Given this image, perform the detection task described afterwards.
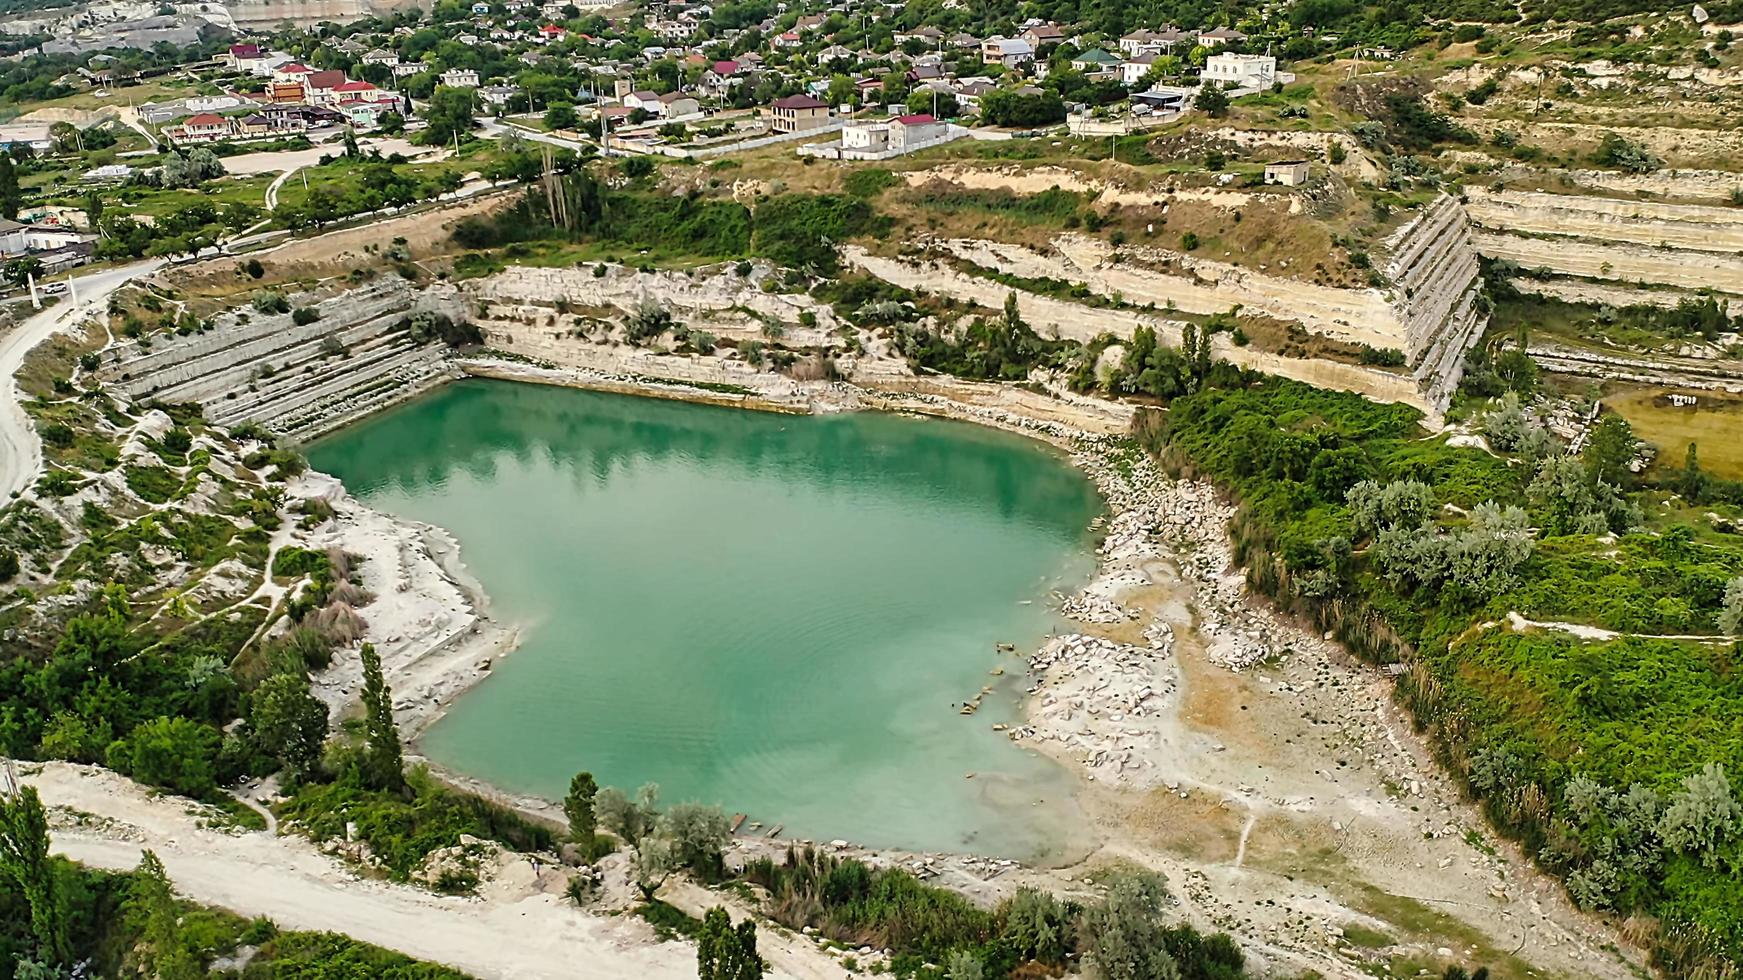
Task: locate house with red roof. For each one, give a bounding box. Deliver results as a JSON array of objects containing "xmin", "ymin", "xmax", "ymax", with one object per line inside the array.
[
  {"xmin": 302, "ymin": 69, "xmax": 348, "ymax": 104},
  {"xmin": 225, "ymin": 43, "xmax": 269, "ymax": 73},
  {"xmin": 271, "ymin": 62, "xmax": 313, "ymax": 85},
  {"xmin": 332, "ymin": 80, "xmax": 396, "ymax": 104},
  {"xmin": 891, "ymin": 112, "xmax": 943, "ymax": 149},
  {"xmin": 169, "ymin": 112, "xmax": 233, "ymax": 143},
  {"xmin": 537, "ymin": 24, "xmax": 567, "ymax": 42}
]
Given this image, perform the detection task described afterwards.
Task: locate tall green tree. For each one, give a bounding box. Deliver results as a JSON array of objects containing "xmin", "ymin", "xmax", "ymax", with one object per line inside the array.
[
  {"xmin": 0, "ymin": 786, "xmax": 70, "ymax": 965},
  {"xmin": 0, "ymin": 155, "xmax": 20, "ymax": 221},
  {"xmin": 564, "ymin": 771, "xmax": 598, "ymax": 840},
  {"xmin": 423, "ymin": 86, "xmax": 478, "ymax": 147},
  {"xmin": 1678, "ymin": 442, "xmax": 1707, "ymax": 503},
  {"xmin": 696, "ymin": 906, "xmax": 764, "ymax": 980},
  {"xmin": 250, "ymin": 673, "xmax": 329, "ymax": 781},
  {"xmin": 359, "ymin": 643, "xmax": 404, "ymax": 792},
  {"xmin": 1583, "ymin": 415, "xmax": 1639, "ymax": 488},
  {"xmin": 126, "ymin": 850, "xmax": 200, "ymax": 979}
]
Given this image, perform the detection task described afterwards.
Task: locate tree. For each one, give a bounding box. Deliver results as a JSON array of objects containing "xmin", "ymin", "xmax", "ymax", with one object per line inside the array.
[
  {"xmin": 112, "ymin": 717, "xmax": 220, "ymax": 797},
  {"xmin": 697, "ymin": 906, "xmax": 765, "ymax": 980},
  {"xmin": 564, "ymin": 771, "xmax": 598, "ymax": 840},
  {"xmin": 0, "ymin": 155, "xmax": 20, "ymax": 221},
  {"xmin": 250, "ymin": 673, "xmax": 329, "ymax": 780},
  {"xmin": 995, "ymin": 887, "xmax": 1069, "ymax": 965},
  {"xmin": 161, "ymin": 148, "xmax": 226, "ymax": 189},
  {"xmin": 1678, "ymin": 442, "xmax": 1707, "ymax": 503},
  {"xmin": 1347, "ymin": 479, "xmax": 1434, "ymax": 537},
  {"xmin": 1658, "ymin": 762, "xmax": 1741, "ymax": 868},
  {"xmin": 1483, "ymin": 391, "xmax": 1527, "ymax": 452},
  {"xmin": 423, "ymin": 86, "xmax": 478, "ymax": 146},
  {"xmin": 978, "ymin": 88, "xmax": 1066, "ymax": 127},
  {"xmin": 1193, "ymin": 82, "xmax": 1229, "ymax": 117},
  {"xmin": 544, "ymin": 102, "xmax": 578, "ymax": 130},
  {"xmin": 376, "ymin": 110, "xmax": 405, "ymax": 135},
  {"xmin": 655, "ymin": 802, "xmax": 731, "ymax": 878},
  {"xmin": 126, "ymin": 850, "xmax": 200, "ymax": 979},
  {"xmin": 1583, "ymin": 415, "xmax": 1638, "ymax": 488},
  {"xmin": 1078, "ymin": 872, "xmax": 1181, "ymax": 980},
  {"xmin": 632, "ymin": 835, "xmax": 677, "ymax": 900},
  {"xmin": 49, "ymin": 121, "xmax": 80, "ymax": 154},
  {"xmin": 598, "ymin": 782, "xmax": 659, "ymax": 844},
  {"xmin": 4, "ymin": 257, "xmax": 43, "ymax": 286},
  {"xmin": 0, "ymin": 786, "xmax": 71, "ymax": 964},
  {"xmin": 359, "ymin": 642, "xmax": 404, "ymax": 792},
  {"xmin": 1720, "ymin": 577, "xmax": 1743, "ymax": 635}
]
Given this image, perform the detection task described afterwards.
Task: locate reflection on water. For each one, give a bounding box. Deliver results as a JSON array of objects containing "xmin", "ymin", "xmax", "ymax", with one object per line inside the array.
[{"xmin": 309, "ymin": 380, "xmax": 1106, "ymax": 860}]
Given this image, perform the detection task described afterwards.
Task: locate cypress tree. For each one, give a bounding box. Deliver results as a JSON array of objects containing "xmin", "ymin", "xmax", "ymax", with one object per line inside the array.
[
  {"xmin": 0, "ymin": 785, "xmax": 70, "ymax": 965},
  {"xmin": 564, "ymin": 771, "xmax": 598, "ymax": 841},
  {"xmin": 1679, "ymin": 441, "xmax": 1707, "ymax": 503},
  {"xmin": 0, "ymin": 156, "xmax": 20, "ymax": 222},
  {"xmin": 359, "ymin": 643, "xmax": 404, "ymax": 792}
]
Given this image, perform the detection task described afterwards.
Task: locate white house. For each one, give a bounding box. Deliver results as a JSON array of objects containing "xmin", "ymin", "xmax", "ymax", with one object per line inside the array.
[
  {"xmin": 841, "ymin": 121, "xmax": 891, "ymax": 152},
  {"xmin": 889, "ymin": 112, "xmax": 943, "ymax": 150},
  {"xmin": 981, "ymin": 36, "xmax": 1035, "ymax": 67},
  {"xmin": 623, "ymin": 89, "xmax": 663, "ymax": 112},
  {"xmin": 1121, "ymin": 53, "xmax": 1156, "ymax": 87},
  {"xmin": 440, "ymin": 67, "xmax": 481, "ymax": 88},
  {"xmin": 1197, "ymin": 26, "xmax": 1247, "ymax": 48},
  {"xmin": 1202, "ymin": 52, "xmax": 1275, "ymax": 89},
  {"xmin": 1263, "ymin": 160, "xmax": 1310, "ymax": 186}
]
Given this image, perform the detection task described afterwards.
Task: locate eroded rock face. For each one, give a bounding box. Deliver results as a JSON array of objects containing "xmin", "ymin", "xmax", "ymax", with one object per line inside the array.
[{"xmin": 100, "ymin": 279, "xmax": 464, "ymax": 441}]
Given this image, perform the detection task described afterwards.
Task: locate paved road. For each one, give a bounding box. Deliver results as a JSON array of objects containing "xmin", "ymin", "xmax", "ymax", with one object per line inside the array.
[
  {"xmin": 0, "ymin": 259, "xmax": 164, "ymax": 500},
  {"xmin": 479, "ymin": 117, "xmax": 595, "ymax": 153}
]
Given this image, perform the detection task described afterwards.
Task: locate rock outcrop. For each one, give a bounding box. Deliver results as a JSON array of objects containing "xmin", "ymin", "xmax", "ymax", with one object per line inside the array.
[{"xmin": 102, "ymin": 279, "xmax": 465, "ymax": 441}]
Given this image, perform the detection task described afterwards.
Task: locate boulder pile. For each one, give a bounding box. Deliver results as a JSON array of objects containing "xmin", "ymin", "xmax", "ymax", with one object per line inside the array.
[{"xmin": 1016, "ymin": 630, "xmax": 1178, "ymax": 784}]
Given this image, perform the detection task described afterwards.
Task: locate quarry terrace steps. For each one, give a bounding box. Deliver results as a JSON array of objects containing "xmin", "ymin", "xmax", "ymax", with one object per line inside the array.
[
  {"xmin": 106, "ymin": 280, "xmax": 412, "ymax": 395},
  {"xmin": 206, "ymin": 340, "xmax": 439, "ymax": 429},
  {"xmin": 101, "ymin": 279, "xmax": 456, "ymax": 439}
]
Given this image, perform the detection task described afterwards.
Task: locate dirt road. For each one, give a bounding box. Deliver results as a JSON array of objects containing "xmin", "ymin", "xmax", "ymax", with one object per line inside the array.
[
  {"xmin": 0, "ymin": 259, "xmax": 163, "ymax": 500},
  {"xmin": 28, "ymin": 763, "xmax": 729, "ymax": 980}
]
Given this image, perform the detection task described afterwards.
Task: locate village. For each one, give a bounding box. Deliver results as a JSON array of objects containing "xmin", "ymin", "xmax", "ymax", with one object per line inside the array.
[{"xmin": 0, "ymin": 0, "xmax": 1325, "ymax": 284}]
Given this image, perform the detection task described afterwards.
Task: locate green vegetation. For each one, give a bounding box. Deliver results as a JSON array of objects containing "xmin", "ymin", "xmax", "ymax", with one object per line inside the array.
[
  {"xmin": 744, "ymin": 853, "xmax": 1243, "ymax": 980},
  {"xmin": 1139, "ymin": 375, "xmax": 1743, "ymax": 972},
  {"xmin": 279, "ymin": 767, "xmax": 554, "ymax": 885},
  {"xmin": 697, "ymin": 906, "xmax": 765, "ymax": 980},
  {"xmin": 452, "ymin": 165, "xmax": 886, "ymax": 273},
  {"xmin": 0, "ymin": 796, "xmax": 468, "ymax": 979}
]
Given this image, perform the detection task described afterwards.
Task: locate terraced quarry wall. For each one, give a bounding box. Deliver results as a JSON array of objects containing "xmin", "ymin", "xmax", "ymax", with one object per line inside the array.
[
  {"xmin": 846, "ymin": 192, "xmax": 1486, "ymax": 412},
  {"xmin": 101, "ymin": 279, "xmax": 464, "ymax": 441},
  {"xmin": 1466, "ymin": 187, "xmax": 1743, "ymax": 300},
  {"xmin": 843, "ymin": 247, "xmax": 1426, "ymax": 411},
  {"xmin": 1382, "ymin": 195, "xmax": 1489, "ymax": 410}
]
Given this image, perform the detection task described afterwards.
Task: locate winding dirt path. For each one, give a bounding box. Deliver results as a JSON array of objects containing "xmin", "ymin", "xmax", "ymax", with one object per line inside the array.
[
  {"xmin": 0, "ymin": 259, "xmax": 164, "ymax": 500},
  {"xmin": 25, "ymin": 763, "xmax": 732, "ymax": 980}
]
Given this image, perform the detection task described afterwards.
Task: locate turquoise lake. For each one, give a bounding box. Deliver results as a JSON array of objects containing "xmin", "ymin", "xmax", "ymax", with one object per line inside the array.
[{"xmin": 308, "ymin": 379, "xmax": 1105, "ymax": 858}]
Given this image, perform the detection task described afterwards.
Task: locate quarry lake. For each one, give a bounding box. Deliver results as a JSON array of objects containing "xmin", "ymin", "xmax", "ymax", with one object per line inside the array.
[{"xmin": 308, "ymin": 379, "xmax": 1106, "ymax": 858}]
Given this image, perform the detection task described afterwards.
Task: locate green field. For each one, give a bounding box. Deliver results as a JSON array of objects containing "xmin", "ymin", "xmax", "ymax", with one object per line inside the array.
[{"xmin": 1609, "ymin": 385, "xmax": 1743, "ymax": 480}]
